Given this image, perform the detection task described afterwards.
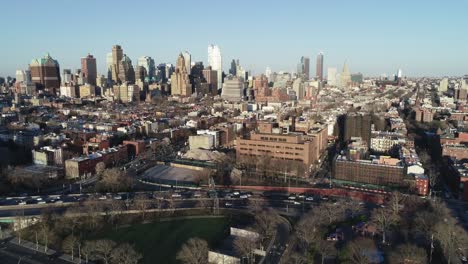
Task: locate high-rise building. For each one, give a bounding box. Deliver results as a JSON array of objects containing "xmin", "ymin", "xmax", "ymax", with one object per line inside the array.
[
  {"xmin": 29, "ymin": 53, "xmax": 61, "ymax": 92},
  {"xmin": 316, "ymin": 52, "xmax": 324, "ymax": 81},
  {"xmin": 229, "ymin": 59, "xmax": 237, "ymax": 76},
  {"xmin": 118, "ymin": 55, "xmax": 135, "ymax": 84},
  {"xmin": 327, "ymin": 67, "xmax": 337, "ymax": 86},
  {"xmin": 297, "ymin": 56, "xmax": 310, "ymax": 80},
  {"xmin": 81, "ymin": 54, "xmax": 97, "ymax": 85},
  {"xmin": 116, "ymin": 82, "xmax": 140, "ymax": 103},
  {"xmin": 221, "ymin": 75, "xmax": 243, "ymax": 101},
  {"xmin": 135, "ymin": 66, "xmax": 147, "ymax": 84},
  {"xmin": 439, "ymin": 78, "xmax": 448, "ymax": 92},
  {"xmin": 292, "ymin": 78, "xmax": 305, "ymax": 100},
  {"xmin": 15, "ymin": 70, "xmax": 31, "ymax": 84},
  {"xmin": 265, "ymin": 67, "xmax": 272, "ymax": 81},
  {"xmin": 137, "ymin": 56, "xmax": 155, "ymax": 82},
  {"xmin": 341, "ymin": 61, "xmax": 351, "ymax": 88},
  {"xmin": 335, "ymin": 113, "xmax": 372, "ymax": 146},
  {"xmin": 208, "ymin": 44, "xmax": 222, "ymax": 90},
  {"xmin": 182, "ymin": 51, "xmax": 191, "ymax": 75},
  {"xmin": 170, "ymin": 53, "xmax": 191, "ymax": 96},
  {"xmin": 202, "ymin": 67, "xmax": 218, "ymax": 95},
  {"xmin": 110, "ymin": 45, "xmax": 124, "ymax": 83}
]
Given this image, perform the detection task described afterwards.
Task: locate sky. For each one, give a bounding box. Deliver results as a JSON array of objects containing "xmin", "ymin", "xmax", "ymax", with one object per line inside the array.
[{"xmin": 2, "ymin": 0, "xmax": 467, "ymax": 78}]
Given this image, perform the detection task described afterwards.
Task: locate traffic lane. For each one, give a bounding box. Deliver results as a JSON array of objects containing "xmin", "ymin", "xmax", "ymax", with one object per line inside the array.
[{"xmin": 0, "ymin": 241, "xmax": 70, "ymax": 264}]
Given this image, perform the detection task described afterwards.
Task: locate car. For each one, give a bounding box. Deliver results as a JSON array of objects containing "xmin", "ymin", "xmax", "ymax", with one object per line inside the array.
[
  {"xmin": 322, "ymin": 196, "xmax": 329, "ymax": 201},
  {"xmin": 38, "ymin": 201, "xmax": 46, "ymax": 204},
  {"xmin": 19, "ymin": 201, "xmax": 26, "ymax": 205},
  {"xmin": 293, "ymin": 201, "xmax": 301, "ymax": 205},
  {"xmin": 288, "ymin": 196, "xmax": 296, "ymax": 200},
  {"xmin": 171, "ymin": 193, "xmax": 182, "ymax": 198},
  {"xmin": 225, "ymin": 202, "xmax": 233, "ymax": 207},
  {"xmin": 297, "ymin": 194, "xmax": 305, "ymax": 198},
  {"xmin": 36, "ymin": 197, "xmax": 43, "ymax": 201},
  {"xmin": 113, "ymin": 195, "xmax": 122, "ymax": 200},
  {"xmin": 54, "ymin": 200, "xmax": 63, "ymax": 204},
  {"xmin": 305, "ymin": 196, "xmax": 314, "ymax": 201},
  {"xmin": 239, "ymin": 195, "xmax": 248, "ymax": 199},
  {"xmin": 98, "ymin": 195, "xmax": 107, "ymax": 200},
  {"xmin": 232, "ymin": 191, "xmax": 240, "ymax": 196},
  {"xmin": 193, "ymin": 192, "xmax": 202, "ymax": 198}
]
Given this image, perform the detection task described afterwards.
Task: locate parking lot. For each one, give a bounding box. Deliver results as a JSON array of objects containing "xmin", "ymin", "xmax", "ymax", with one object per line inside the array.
[{"xmin": 140, "ymin": 164, "xmax": 200, "ymax": 186}]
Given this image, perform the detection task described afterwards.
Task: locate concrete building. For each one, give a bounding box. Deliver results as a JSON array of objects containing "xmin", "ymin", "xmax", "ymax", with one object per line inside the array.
[
  {"xmin": 236, "ymin": 132, "xmax": 324, "ymax": 174},
  {"xmin": 182, "ymin": 51, "xmax": 191, "ymax": 75},
  {"xmin": 60, "ymin": 85, "xmax": 76, "ymax": 98},
  {"xmin": 29, "ymin": 53, "xmax": 61, "ymax": 92},
  {"xmin": 110, "ymin": 45, "xmax": 124, "ymax": 83},
  {"xmin": 170, "ymin": 53, "xmax": 192, "ymax": 96},
  {"xmin": 137, "ymin": 56, "xmax": 155, "ymax": 82},
  {"xmin": 118, "ymin": 54, "xmax": 135, "ymax": 84},
  {"xmin": 32, "ymin": 146, "xmax": 63, "ymax": 166},
  {"xmin": 316, "ymin": 52, "xmax": 324, "ymax": 81},
  {"xmin": 116, "ymin": 82, "xmax": 140, "ymax": 103},
  {"xmin": 208, "ymin": 44, "xmax": 222, "ymax": 90},
  {"xmin": 202, "ymin": 67, "xmax": 218, "ymax": 95},
  {"xmin": 327, "ymin": 67, "xmax": 337, "ymax": 86},
  {"xmin": 341, "ymin": 61, "xmax": 351, "ymax": 88},
  {"xmin": 189, "ymin": 134, "xmax": 215, "ymax": 150},
  {"xmin": 221, "ymin": 75, "xmax": 243, "ymax": 101},
  {"xmin": 439, "ymin": 78, "xmax": 448, "ymax": 92},
  {"xmin": 297, "ymin": 56, "xmax": 310, "ymax": 80},
  {"xmin": 81, "ymin": 54, "xmax": 97, "ymax": 85},
  {"xmin": 79, "ymin": 84, "xmax": 96, "ymax": 98}
]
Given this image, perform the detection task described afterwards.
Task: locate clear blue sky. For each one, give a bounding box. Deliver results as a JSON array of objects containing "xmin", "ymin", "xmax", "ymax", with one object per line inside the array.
[{"xmin": 2, "ymin": 0, "xmax": 467, "ymax": 77}]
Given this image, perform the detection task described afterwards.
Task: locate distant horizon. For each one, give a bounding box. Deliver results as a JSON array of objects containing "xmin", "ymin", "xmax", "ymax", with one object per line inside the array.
[{"xmin": 2, "ymin": 0, "xmax": 467, "ymax": 78}]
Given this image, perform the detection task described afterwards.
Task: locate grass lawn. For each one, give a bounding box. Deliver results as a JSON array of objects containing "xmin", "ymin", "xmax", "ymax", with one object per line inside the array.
[{"xmin": 93, "ymin": 217, "xmax": 230, "ymax": 264}]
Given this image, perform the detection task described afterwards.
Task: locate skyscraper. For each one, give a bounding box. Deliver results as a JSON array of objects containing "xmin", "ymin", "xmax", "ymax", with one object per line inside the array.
[
  {"xmin": 439, "ymin": 78, "xmax": 448, "ymax": 92},
  {"xmin": 137, "ymin": 56, "xmax": 155, "ymax": 82},
  {"xmin": 81, "ymin": 54, "xmax": 97, "ymax": 85},
  {"xmin": 327, "ymin": 67, "xmax": 337, "ymax": 86},
  {"xmin": 208, "ymin": 44, "xmax": 222, "ymax": 90},
  {"xmin": 298, "ymin": 56, "xmax": 310, "ymax": 80},
  {"xmin": 182, "ymin": 51, "xmax": 191, "ymax": 75},
  {"xmin": 111, "ymin": 45, "xmax": 124, "ymax": 83},
  {"xmin": 341, "ymin": 61, "xmax": 351, "ymax": 88},
  {"xmin": 202, "ymin": 66, "xmax": 218, "ymax": 95},
  {"xmin": 170, "ymin": 53, "xmax": 191, "ymax": 96},
  {"xmin": 221, "ymin": 75, "xmax": 243, "ymax": 101},
  {"xmin": 118, "ymin": 55, "xmax": 135, "ymax": 84},
  {"xmin": 316, "ymin": 52, "xmax": 324, "ymax": 81},
  {"xmin": 29, "ymin": 53, "xmax": 61, "ymax": 92},
  {"xmin": 265, "ymin": 67, "xmax": 272, "ymax": 81},
  {"xmin": 229, "ymin": 59, "xmax": 237, "ymax": 76}
]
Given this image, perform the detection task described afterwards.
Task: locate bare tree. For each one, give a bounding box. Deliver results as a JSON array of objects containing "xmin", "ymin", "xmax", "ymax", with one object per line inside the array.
[
  {"xmin": 316, "ymin": 241, "xmax": 336, "ymax": 264},
  {"xmin": 388, "ymin": 191, "xmax": 405, "ymax": 218},
  {"xmin": 388, "ymin": 243, "xmax": 427, "ymax": 264},
  {"xmin": 94, "ymin": 239, "xmax": 117, "ymax": 264},
  {"xmin": 234, "ymin": 236, "xmax": 258, "ymax": 264},
  {"xmin": 95, "ymin": 162, "xmax": 106, "ymax": 176},
  {"xmin": 434, "ymin": 216, "xmax": 468, "ymax": 264},
  {"xmin": 100, "ymin": 168, "xmax": 133, "ymax": 193},
  {"xmin": 81, "ymin": 240, "xmax": 95, "ymax": 264},
  {"xmin": 254, "ymin": 209, "xmax": 280, "ymax": 241},
  {"xmin": 133, "ymin": 194, "xmax": 150, "ymax": 221},
  {"xmin": 371, "ymin": 207, "xmax": 397, "ymax": 244},
  {"xmin": 176, "ymin": 237, "xmax": 209, "ymax": 264},
  {"xmin": 342, "ymin": 238, "xmax": 376, "ymax": 264},
  {"xmin": 110, "ymin": 243, "xmax": 142, "ymax": 264},
  {"xmin": 81, "ymin": 199, "xmax": 103, "ymax": 229},
  {"xmin": 62, "ymin": 235, "xmax": 79, "ymax": 261},
  {"xmin": 295, "ymin": 212, "xmax": 324, "ymax": 252}
]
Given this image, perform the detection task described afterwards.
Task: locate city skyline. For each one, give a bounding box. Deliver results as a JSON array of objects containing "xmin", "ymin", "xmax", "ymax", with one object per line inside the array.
[{"xmin": 2, "ymin": 0, "xmax": 468, "ymax": 77}]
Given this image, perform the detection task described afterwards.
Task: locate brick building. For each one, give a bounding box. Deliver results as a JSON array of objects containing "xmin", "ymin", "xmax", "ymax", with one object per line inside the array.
[{"xmin": 332, "ymin": 155, "xmax": 406, "ymax": 187}]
